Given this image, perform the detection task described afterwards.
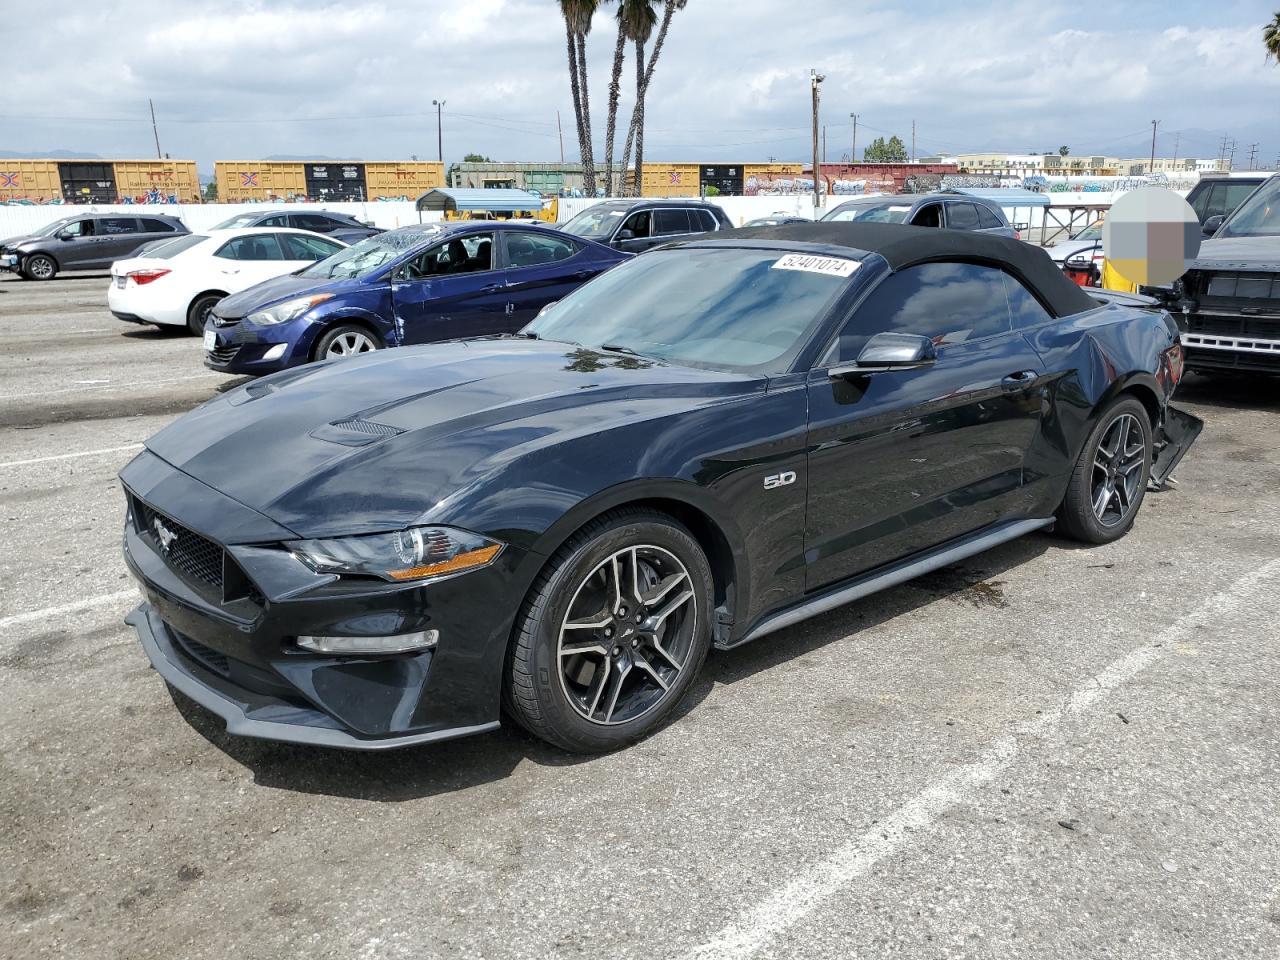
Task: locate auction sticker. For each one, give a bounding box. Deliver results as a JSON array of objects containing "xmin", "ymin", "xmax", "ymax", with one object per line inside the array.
[{"xmin": 771, "ymin": 253, "xmax": 860, "ymax": 277}]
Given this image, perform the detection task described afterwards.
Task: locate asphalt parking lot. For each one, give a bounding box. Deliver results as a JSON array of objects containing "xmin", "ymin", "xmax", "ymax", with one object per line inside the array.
[{"xmin": 2, "ymin": 272, "xmax": 1279, "ymax": 960}]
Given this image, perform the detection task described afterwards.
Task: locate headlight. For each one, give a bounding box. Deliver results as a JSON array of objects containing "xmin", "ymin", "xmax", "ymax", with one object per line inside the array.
[
  {"xmin": 290, "ymin": 526, "xmax": 503, "ymax": 582},
  {"xmin": 246, "ymin": 293, "xmax": 333, "ymax": 326}
]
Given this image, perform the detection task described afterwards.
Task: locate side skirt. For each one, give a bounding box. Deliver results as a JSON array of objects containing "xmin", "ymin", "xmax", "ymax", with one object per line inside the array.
[{"xmin": 720, "ymin": 517, "xmax": 1055, "ymax": 650}]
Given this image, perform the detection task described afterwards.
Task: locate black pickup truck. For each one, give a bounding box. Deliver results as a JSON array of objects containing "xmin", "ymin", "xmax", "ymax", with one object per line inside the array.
[{"xmin": 1148, "ymin": 174, "xmax": 1280, "ymax": 375}]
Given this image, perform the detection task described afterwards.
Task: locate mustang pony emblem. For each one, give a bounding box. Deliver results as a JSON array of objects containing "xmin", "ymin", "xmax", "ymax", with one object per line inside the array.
[{"xmin": 152, "ymin": 517, "xmax": 178, "ymax": 553}]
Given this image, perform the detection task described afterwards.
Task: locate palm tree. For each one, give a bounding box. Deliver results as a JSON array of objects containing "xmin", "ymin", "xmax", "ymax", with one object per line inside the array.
[
  {"xmin": 603, "ymin": 1, "xmax": 642, "ymax": 196},
  {"xmin": 617, "ymin": 1, "xmax": 657, "ymax": 195},
  {"xmin": 619, "ymin": 0, "xmax": 685, "ymax": 195},
  {"xmin": 560, "ymin": 0, "xmax": 598, "ymax": 195},
  {"xmin": 1265, "ymin": 11, "xmax": 1280, "ymax": 63}
]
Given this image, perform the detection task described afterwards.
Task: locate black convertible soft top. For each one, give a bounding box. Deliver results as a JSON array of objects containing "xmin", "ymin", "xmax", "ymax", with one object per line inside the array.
[{"xmin": 707, "ymin": 221, "xmax": 1099, "ymax": 318}]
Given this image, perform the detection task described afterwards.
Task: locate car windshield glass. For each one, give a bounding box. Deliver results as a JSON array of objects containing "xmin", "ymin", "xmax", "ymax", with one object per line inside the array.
[
  {"xmin": 526, "ymin": 247, "xmax": 854, "ymax": 374},
  {"xmin": 1075, "ymin": 223, "xmax": 1102, "ymax": 241},
  {"xmin": 822, "ymin": 201, "xmax": 911, "ymax": 224},
  {"xmin": 1218, "ymin": 177, "xmax": 1280, "ymax": 237},
  {"xmin": 560, "ymin": 205, "xmax": 630, "ymax": 239},
  {"xmin": 211, "ymin": 213, "xmax": 264, "ymax": 229},
  {"xmin": 298, "ymin": 227, "xmax": 437, "ymax": 280},
  {"xmin": 147, "ymin": 234, "xmax": 208, "ymax": 258},
  {"xmin": 31, "ymin": 218, "xmax": 72, "ymax": 237}
]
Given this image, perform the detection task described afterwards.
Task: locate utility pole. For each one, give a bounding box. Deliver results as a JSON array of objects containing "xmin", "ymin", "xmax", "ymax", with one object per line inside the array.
[
  {"xmin": 1228, "ymin": 139, "xmax": 1237, "ymax": 170},
  {"xmin": 1247, "ymin": 142, "xmax": 1259, "ymax": 170},
  {"xmin": 1149, "ymin": 119, "xmax": 1159, "ymax": 173},
  {"xmin": 810, "ymin": 70, "xmax": 824, "ymax": 211},
  {"xmin": 432, "ymin": 99, "xmax": 445, "ymax": 163},
  {"xmin": 850, "ymin": 112, "xmax": 858, "ymax": 164},
  {"xmin": 1172, "ymin": 131, "xmax": 1179, "ymax": 166},
  {"xmin": 1218, "ymin": 134, "xmax": 1229, "ymax": 165},
  {"xmin": 822, "ymin": 124, "xmax": 827, "ymax": 163},
  {"xmin": 556, "ymin": 111, "xmax": 564, "ymax": 164},
  {"xmin": 911, "ymin": 119, "xmax": 916, "ymax": 162},
  {"xmin": 148, "ymin": 98, "xmax": 161, "ymax": 159}
]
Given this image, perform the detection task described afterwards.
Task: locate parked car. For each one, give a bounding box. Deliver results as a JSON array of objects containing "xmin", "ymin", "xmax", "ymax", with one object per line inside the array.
[
  {"xmin": 210, "ymin": 209, "xmax": 382, "ymax": 244},
  {"xmin": 1145, "ymin": 173, "xmax": 1280, "ymax": 375},
  {"xmin": 108, "ymin": 228, "xmax": 347, "ymax": 335},
  {"xmin": 1183, "ymin": 173, "xmax": 1269, "ymax": 234},
  {"xmin": 558, "ymin": 198, "xmax": 732, "ymax": 252},
  {"xmin": 0, "ymin": 213, "xmax": 188, "ymax": 280},
  {"xmin": 202, "ymin": 220, "xmax": 628, "ymax": 375},
  {"xmin": 821, "ymin": 191, "xmax": 1018, "ymax": 238},
  {"xmin": 1047, "ymin": 219, "xmax": 1103, "ymax": 267},
  {"xmin": 739, "ymin": 214, "xmax": 811, "ymax": 228},
  {"xmin": 121, "ymin": 222, "xmax": 1200, "ymax": 754}
]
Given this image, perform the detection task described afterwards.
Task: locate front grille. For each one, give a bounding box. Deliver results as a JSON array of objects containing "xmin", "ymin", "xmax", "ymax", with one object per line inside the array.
[
  {"xmin": 207, "ymin": 344, "xmax": 240, "ymax": 364},
  {"xmin": 1184, "ymin": 312, "xmax": 1280, "ymax": 340},
  {"xmin": 174, "ymin": 632, "xmax": 231, "ymax": 677},
  {"xmin": 1186, "ymin": 345, "xmax": 1280, "ymax": 374},
  {"xmin": 210, "ymin": 312, "xmax": 241, "ymax": 327},
  {"xmin": 133, "ymin": 498, "xmax": 224, "ymax": 590},
  {"xmin": 1200, "ymin": 271, "xmax": 1280, "ymax": 303}
]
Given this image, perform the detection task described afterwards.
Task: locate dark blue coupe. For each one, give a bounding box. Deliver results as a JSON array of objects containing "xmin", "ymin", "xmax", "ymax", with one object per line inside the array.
[{"xmin": 203, "ymin": 221, "xmax": 628, "ymax": 375}]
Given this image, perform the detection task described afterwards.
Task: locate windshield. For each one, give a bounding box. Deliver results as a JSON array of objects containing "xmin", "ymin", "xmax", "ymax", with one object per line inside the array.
[
  {"xmin": 1217, "ymin": 177, "xmax": 1280, "ymax": 238},
  {"xmin": 525, "ymin": 247, "xmax": 856, "ymax": 374},
  {"xmin": 298, "ymin": 227, "xmax": 436, "ymax": 280},
  {"xmin": 1074, "ymin": 223, "xmax": 1102, "ymax": 241},
  {"xmin": 212, "ymin": 213, "xmax": 264, "ymax": 229},
  {"xmin": 560, "ymin": 204, "xmax": 630, "ymax": 239},
  {"xmin": 31, "ymin": 218, "xmax": 73, "ymax": 237},
  {"xmin": 822, "ymin": 201, "xmax": 911, "ymax": 224},
  {"xmin": 147, "ymin": 234, "xmax": 209, "ymax": 259}
]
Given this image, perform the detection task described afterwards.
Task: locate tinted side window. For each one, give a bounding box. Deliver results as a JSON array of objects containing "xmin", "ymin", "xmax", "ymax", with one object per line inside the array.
[
  {"xmin": 99, "ymin": 217, "xmax": 139, "ymax": 235},
  {"xmin": 139, "ymin": 218, "xmax": 176, "ymax": 233},
  {"xmin": 975, "ymin": 205, "xmax": 1003, "ymax": 229},
  {"xmin": 1188, "ymin": 184, "xmax": 1212, "ymax": 219},
  {"xmin": 258, "ymin": 214, "xmax": 289, "ymax": 227},
  {"xmin": 1203, "ymin": 184, "xmax": 1228, "ymax": 219},
  {"xmin": 653, "ymin": 209, "xmax": 691, "ymax": 235},
  {"xmin": 1223, "ymin": 182, "xmax": 1260, "ymax": 216},
  {"xmin": 1002, "ymin": 272, "xmax": 1053, "ymax": 328},
  {"xmin": 829, "ymin": 261, "xmax": 1013, "ymax": 362},
  {"xmin": 216, "ymin": 235, "xmax": 284, "ymax": 261},
  {"xmin": 692, "ymin": 209, "xmax": 719, "ymax": 231},
  {"xmin": 621, "ymin": 211, "xmax": 651, "ymax": 237},
  {"xmin": 506, "ymin": 232, "xmax": 577, "ymax": 267},
  {"xmin": 293, "ymin": 214, "xmax": 336, "ymax": 232},
  {"xmin": 280, "ymin": 233, "xmax": 343, "ymax": 260},
  {"xmin": 946, "ymin": 203, "xmax": 980, "ymax": 230}
]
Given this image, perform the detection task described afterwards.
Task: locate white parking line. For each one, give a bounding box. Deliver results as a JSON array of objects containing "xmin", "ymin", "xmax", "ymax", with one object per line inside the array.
[
  {"xmin": 683, "ymin": 557, "xmax": 1280, "ymax": 960},
  {"xmin": 0, "ymin": 372, "xmax": 224, "ymax": 400},
  {"xmin": 0, "ymin": 589, "xmax": 138, "ymax": 634},
  {"xmin": 0, "ymin": 444, "xmax": 143, "ymax": 469}
]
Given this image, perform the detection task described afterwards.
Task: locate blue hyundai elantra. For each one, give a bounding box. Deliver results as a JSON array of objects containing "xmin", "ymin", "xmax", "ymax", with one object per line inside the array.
[{"xmin": 202, "ymin": 221, "xmax": 629, "ymax": 375}]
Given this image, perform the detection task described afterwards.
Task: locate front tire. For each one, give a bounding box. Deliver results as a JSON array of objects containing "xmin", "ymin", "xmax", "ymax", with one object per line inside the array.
[
  {"xmin": 313, "ymin": 323, "xmax": 380, "ymax": 361},
  {"xmin": 187, "ymin": 293, "xmax": 222, "ymax": 335},
  {"xmin": 1057, "ymin": 395, "xmax": 1152, "ymax": 544},
  {"xmin": 23, "ymin": 254, "xmax": 56, "ymax": 281},
  {"xmin": 507, "ymin": 509, "xmax": 714, "ymax": 753}
]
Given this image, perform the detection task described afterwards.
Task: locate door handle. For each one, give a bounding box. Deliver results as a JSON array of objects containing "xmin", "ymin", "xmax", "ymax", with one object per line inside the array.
[
  {"xmin": 481, "ymin": 282, "xmax": 508, "ymax": 293},
  {"xmin": 572, "ymin": 269, "xmax": 594, "ymax": 279},
  {"xmin": 1001, "ymin": 370, "xmax": 1038, "ymax": 392}
]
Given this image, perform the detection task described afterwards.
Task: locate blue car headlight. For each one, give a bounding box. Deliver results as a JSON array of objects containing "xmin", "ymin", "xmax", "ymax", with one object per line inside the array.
[
  {"xmin": 247, "ymin": 293, "xmax": 333, "ymax": 326},
  {"xmin": 290, "ymin": 525, "xmax": 504, "ymax": 582}
]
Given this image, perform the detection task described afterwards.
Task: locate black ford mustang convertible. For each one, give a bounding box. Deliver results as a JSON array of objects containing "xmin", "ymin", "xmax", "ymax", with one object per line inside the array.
[{"xmin": 122, "ymin": 223, "xmax": 1201, "ymax": 753}]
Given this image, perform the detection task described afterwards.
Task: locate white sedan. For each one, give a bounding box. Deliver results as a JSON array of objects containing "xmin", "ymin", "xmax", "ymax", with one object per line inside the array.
[{"xmin": 107, "ymin": 227, "xmax": 347, "ymax": 335}]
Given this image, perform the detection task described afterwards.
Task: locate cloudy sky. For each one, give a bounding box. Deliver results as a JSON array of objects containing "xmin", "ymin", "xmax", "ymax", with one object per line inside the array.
[{"xmin": 2, "ymin": 0, "xmax": 1278, "ymax": 172}]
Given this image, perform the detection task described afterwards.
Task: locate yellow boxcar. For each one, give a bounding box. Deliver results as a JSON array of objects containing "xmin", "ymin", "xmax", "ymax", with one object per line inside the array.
[
  {"xmin": 364, "ymin": 162, "xmax": 445, "ymax": 200},
  {"xmin": 112, "ymin": 160, "xmax": 200, "ymax": 202},
  {"xmin": 215, "ymin": 161, "xmax": 309, "ymax": 201},
  {"xmin": 0, "ymin": 159, "xmax": 62, "ymax": 202},
  {"xmin": 639, "ymin": 163, "xmax": 701, "ymax": 197}
]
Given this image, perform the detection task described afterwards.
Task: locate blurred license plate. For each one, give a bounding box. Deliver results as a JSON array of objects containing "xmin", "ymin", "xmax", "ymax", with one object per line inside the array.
[
  {"xmin": 114, "ymin": 276, "xmax": 126, "ymax": 288},
  {"xmin": 203, "ymin": 330, "xmax": 216, "ymax": 350}
]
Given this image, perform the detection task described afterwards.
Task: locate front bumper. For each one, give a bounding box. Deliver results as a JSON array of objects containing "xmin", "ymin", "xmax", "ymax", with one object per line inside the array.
[
  {"xmin": 121, "ymin": 450, "xmax": 519, "ymax": 750},
  {"xmin": 1, "ymin": 252, "xmax": 21, "ymax": 273},
  {"xmin": 203, "ymin": 317, "xmax": 314, "ymax": 375}
]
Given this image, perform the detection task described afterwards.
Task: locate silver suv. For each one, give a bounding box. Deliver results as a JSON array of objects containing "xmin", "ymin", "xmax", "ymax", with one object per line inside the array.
[
  {"xmin": 0, "ymin": 213, "xmax": 189, "ymax": 280},
  {"xmin": 821, "ymin": 191, "xmax": 1018, "ymax": 238}
]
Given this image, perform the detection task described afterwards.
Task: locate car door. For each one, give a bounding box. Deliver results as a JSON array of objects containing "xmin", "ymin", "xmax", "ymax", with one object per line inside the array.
[
  {"xmin": 391, "ymin": 232, "xmax": 511, "ymax": 344},
  {"xmin": 52, "ymin": 217, "xmax": 96, "ymax": 268},
  {"xmin": 612, "ymin": 210, "xmax": 655, "ymax": 253},
  {"xmin": 803, "ymin": 260, "xmax": 1047, "ymax": 590},
  {"xmin": 93, "ymin": 217, "xmax": 145, "ymax": 265},
  {"xmin": 502, "ymin": 230, "xmax": 597, "ymax": 328}
]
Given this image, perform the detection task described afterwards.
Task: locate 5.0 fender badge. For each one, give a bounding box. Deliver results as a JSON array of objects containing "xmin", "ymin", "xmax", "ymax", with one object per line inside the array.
[{"xmin": 763, "ymin": 471, "xmax": 797, "ymax": 490}]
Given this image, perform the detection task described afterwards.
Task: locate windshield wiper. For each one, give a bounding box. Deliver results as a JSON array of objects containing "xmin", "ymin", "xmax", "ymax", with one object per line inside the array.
[{"xmin": 600, "ymin": 343, "xmax": 641, "ymax": 356}]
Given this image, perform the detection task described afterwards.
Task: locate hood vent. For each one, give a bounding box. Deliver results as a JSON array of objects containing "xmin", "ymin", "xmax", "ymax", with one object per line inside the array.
[{"xmin": 310, "ymin": 417, "xmax": 406, "ymax": 447}]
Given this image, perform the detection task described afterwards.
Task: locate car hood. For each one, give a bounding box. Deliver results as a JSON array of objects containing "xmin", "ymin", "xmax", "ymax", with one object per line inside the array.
[
  {"xmin": 213, "ymin": 272, "xmax": 361, "ymax": 319},
  {"xmin": 1188, "ymin": 236, "xmax": 1280, "ymax": 272},
  {"xmin": 1046, "ymin": 238, "xmax": 1099, "ymax": 263},
  {"xmin": 143, "ymin": 339, "xmax": 754, "ymax": 538},
  {"xmin": 0, "ymin": 233, "xmax": 43, "ymax": 249}
]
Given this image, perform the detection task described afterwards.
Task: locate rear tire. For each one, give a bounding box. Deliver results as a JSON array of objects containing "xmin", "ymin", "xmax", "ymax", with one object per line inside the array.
[
  {"xmin": 1056, "ymin": 395, "xmax": 1152, "ymax": 544},
  {"xmin": 23, "ymin": 254, "xmax": 56, "ymax": 281},
  {"xmin": 506, "ymin": 508, "xmax": 714, "ymax": 753},
  {"xmin": 187, "ymin": 293, "xmax": 222, "ymax": 335}
]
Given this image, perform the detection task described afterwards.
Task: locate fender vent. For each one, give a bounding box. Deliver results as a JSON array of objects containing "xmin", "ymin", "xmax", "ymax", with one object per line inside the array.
[{"xmin": 310, "ymin": 417, "xmax": 406, "ymax": 446}]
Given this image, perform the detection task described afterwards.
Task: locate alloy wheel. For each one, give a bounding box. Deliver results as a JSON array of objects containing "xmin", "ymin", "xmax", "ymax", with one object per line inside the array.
[
  {"xmin": 556, "ymin": 544, "xmax": 698, "ymax": 726},
  {"xmin": 325, "ymin": 330, "xmax": 376, "ymax": 357},
  {"xmin": 26, "ymin": 256, "xmax": 54, "ymax": 280},
  {"xmin": 1091, "ymin": 412, "xmax": 1145, "ymax": 527}
]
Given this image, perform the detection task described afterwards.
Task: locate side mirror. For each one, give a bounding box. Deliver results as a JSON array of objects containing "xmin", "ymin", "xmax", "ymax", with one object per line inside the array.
[
  {"xmin": 57, "ymin": 230, "xmax": 75, "ymax": 241},
  {"xmin": 829, "ymin": 332, "xmax": 937, "ymax": 378},
  {"xmin": 616, "ymin": 228, "xmax": 635, "ymax": 241},
  {"xmin": 1202, "ymin": 215, "xmax": 1224, "ymax": 236}
]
